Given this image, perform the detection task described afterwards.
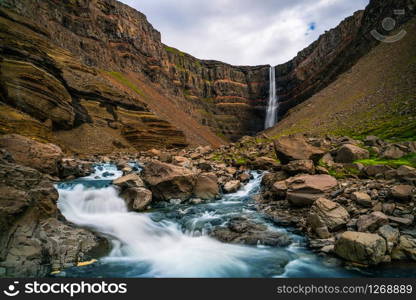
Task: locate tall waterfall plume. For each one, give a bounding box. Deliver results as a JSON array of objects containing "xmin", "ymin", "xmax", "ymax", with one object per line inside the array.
[{"xmin": 264, "ymin": 66, "xmax": 279, "ymax": 129}]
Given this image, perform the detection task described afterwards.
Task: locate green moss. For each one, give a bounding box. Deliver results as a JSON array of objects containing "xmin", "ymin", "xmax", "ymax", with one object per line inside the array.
[
  {"xmin": 356, "ymin": 153, "xmax": 416, "ymax": 168},
  {"xmin": 106, "ymin": 71, "xmax": 146, "ymax": 98},
  {"xmin": 164, "ymin": 46, "xmax": 185, "ymax": 57}
]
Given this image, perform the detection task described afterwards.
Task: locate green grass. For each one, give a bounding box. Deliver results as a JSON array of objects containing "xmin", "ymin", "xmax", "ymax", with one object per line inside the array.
[
  {"xmin": 106, "ymin": 71, "xmax": 146, "ymax": 98},
  {"xmin": 164, "ymin": 46, "xmax": 185, "ymax": 57},
  {"xmin": 356, "ymin": 153, "xmax": 416, "ymax": 168}
]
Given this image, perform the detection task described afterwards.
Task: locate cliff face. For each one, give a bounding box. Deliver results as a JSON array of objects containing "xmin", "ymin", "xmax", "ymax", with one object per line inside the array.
[
  {"xmin": 0, "ymin": 0, "xmax": 269, "ymax": 142},
  {"xmin": 274, "ymin": 0, "xmax": 416, "ymax": 118},
  {"xmin": 1, "ymin": 0, "xmax": 415, "ymax": 149}
]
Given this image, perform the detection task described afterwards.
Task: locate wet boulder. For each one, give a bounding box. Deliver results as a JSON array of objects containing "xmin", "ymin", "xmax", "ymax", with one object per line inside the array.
[
  {"xmin": 113, "ymin": 173, "xmax": 144, "ymax": 189},
  {"xmin": 121, "ymin": 187, "xmax": 152, "ymax": 211},
  {"xmin": 334, "ymin": 231, "xmax": 387, "ymax": 265},
  {"xmin": 193, "ymin": 173, "xmax": 220, "ymax": 200},
  {"xmin": 251, "ymin": 156, "xmax": 280, "ymax": 170},
  {"xmin": 223, "ymin": 180, "xmax": 241, "ymax": 193},
  {"xmin": 211, "ymin": 217, "xmax": 291, "ymax": 247},
  {"xmin": 142, "ymin": 161, "xmax": 197, "ymax": 201}
]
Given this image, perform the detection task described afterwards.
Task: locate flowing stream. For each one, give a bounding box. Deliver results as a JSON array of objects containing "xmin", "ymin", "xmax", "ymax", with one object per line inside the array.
[
  {"xmin": 55, "ymin": 164, "xmax": 416, "ymax": 278},
  {"xmin": 264, "ymin": 66, "xmax": 278, "ymax": 129}
]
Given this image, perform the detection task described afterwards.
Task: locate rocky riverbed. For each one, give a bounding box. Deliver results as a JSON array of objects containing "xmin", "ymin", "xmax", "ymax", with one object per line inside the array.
[{"xmin": 0, "ymin": 133, "xmax": 415, "ymax": 277}]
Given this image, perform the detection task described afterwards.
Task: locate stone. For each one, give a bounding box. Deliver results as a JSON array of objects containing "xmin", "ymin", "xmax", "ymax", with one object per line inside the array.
[
  {"xmin": 381, "ymin": 145, "xmax": 406, "ymax": 160},
  {"xmin": 285, "ymin": 174, "xmax": 338, "ymax": 207},
  {"xmin": 390, "ymin": 185, "xmax": 414, "ymax": 201},
  {"xmin": 121, "ymin": 187, "xmax": 152, "ymax": 211},
  {"xmin": 58, "ymin": 158, "xmax": 94, "ymax": 178},
  {"xmin": 238, "ymin": 173, "xmax": 251, "ymax": 183},
  {"xmin": 172, "ymin": 156, "xmax": 191, "ymax": 168},
  {"xmin": 283, "ymin": 160, "xmax": 315, "ymax": 175},
  {"xmin": 388, "ymin": 216, "xmax": 414, "ymax": 226},
  {"xmin": 396, "ymin": 165, "xmax": 416, "ymax": 180},
  {"xmin": 0, "ymin": 134, "xmax": 63, "ymax": 176},
  {"xmin": 321, "ymin": 153, "xmax": 335, "ymax": 167},
  {"xmin": 356, "ymin": 212, "xmax": 389, "ymax": 232},
  {"xmin": 211, "ymin": 217, "xmax": 291, "ymax": 247},
  {"xmin": 274, "ymin": 136, "xmax": 325, "ymax": 164},
  {"xmin": 113, "ymin": 173, "xmax": 144, "ymax": 189},
  {"xmin": 193, "ymin": 173, "xmax": 220, "ymax": 200},
  {"xmin": 378, "ymin": 225, "xmax": 399, "ymax": 253},
  {"xmin": 352, "ymin": 192, "xmax": 373, "ymax": 208},
  {"xmin": 309, "ymin": 198, "xmax": 350, "ymax": 231},
  {"xmin": 335, "ymin": 144, "xmax": 370, "ymax": 163},
  {"xmin": 148, "ymin": 149, "xmax": 162, "ymax": 157},
  {"xmin": 142, "ymin": 161, "xmax": 197, "ymax": 201},
  {"xmin": 334, "ymin": 231, "xmax": 387, "ymax": 265},
  {"xmin": 251, "ymin": 156, "xmax": 280, "ymax": 170},
  {"xmin": 225, "ymin": 167, "xmax": 237, "ymax": 175},
  {"xmin": 391, "ymin": 235, "xmax": 416, "ymax": 261},
  {"xmin": 364, "ymin": 165, "xmax": 393, "ymax": 178},
  {"xmin": 223, "ymin": 180, "xmax": 241, "ymax": 193}
]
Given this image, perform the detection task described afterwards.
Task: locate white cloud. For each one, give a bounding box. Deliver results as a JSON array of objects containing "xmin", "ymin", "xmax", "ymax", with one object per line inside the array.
[{"xmin": 119, "ymin": 0, "xmax": 369, "ymax": 66}]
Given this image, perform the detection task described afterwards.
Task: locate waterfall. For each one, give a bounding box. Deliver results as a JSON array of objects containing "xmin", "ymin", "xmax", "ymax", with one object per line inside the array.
[{"xmin": 264, "ymin": 66, "xmax": 278, "ymax": 129}]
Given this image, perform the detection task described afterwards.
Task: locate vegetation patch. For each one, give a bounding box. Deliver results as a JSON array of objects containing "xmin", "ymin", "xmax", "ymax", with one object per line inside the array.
[
  {"xmin": 106, "ymin": 71, "xmax": 146, "ymax": 98},
  {"xmin": 356, "ymin": 153, "xmax": 416, "ymax": 168}
]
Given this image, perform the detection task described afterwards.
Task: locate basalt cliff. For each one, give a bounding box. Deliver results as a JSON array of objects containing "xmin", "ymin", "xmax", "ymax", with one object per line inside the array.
[{"xmin": 1, "ymin": 0, "xmax": 415, "ymax": 154}]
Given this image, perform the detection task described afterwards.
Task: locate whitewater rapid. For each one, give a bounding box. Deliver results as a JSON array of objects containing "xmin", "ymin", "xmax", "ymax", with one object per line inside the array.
[{"xmin": 56, "ymin": 164, "xmax": 372, "ymax": 278}]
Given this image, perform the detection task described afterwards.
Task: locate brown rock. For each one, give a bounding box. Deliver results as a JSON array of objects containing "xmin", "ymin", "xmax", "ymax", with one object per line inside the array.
[
  {"xmin": 274, "ymin": 136, "xmax": 324, "ymax": 164},
  {"xmin": 352, "ymin": 192, "xmax": 373, "ymax": 208},
  {"xmin": 309, "ymin": 198, "xmax": 350, "ymax": 231},
  {"xmin": 391, "ymin": 235, "xmax": 416, "ymax": 261},
  {"xmin": 193, "ymin": 173, "xmax": 220, "ymax": 200},
  {"xmin": 334, "ymin": 231, "xmax": 387, "ymax": 265},
  {"xmin": 382, "ymin": 145, "xmax": 406, "ymax": 160},
  {"xmin": 251, "ymin": 156, "xmax": 280, "ymax": 170},
  {"xmin": 0, "ymin": 134, "xmax": 63, "ymax": 175},
  {"xmin": 285, "ymin": 174, "xmax": 338, "ymax": 207},
  {"xmin": 283, "ymin": 160, "xmax": 315, "ymax": 175},
  {"xmin": 223, "ymin": 180, "xmax": 241, "ymax": 193},
  {"xmin": 335, "ymin": 144, "xmax": 369, "ymax": 163},
  {"xmin": 378, "ymin": 225, "xmax": 399, "ymax": 253},
  {"xmin": 390, "ymin": 185, "xmax": 414, "ymax": 201},
  {"xmin": 357, "ymin": 212, "xmax": 389, "ymax": 232},
  {"xmin": 113, "ymin": 173, "xmax": 144, "ymax": 189},
  {"xmin": 121, "ymin": 187, "xmax": 152, "ymax": 211},
  {"xmin": 142, "ymin": 161, "xmax": 197, "ymax": 201}
]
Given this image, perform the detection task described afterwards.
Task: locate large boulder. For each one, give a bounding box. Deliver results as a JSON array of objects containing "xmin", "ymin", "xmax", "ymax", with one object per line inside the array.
[
  {"xmin": 251, "ymin": 156, "xmax": 280, "ymax": 170},
  {"xmin": 381, "ymin": 145, "xmax": 406, "ymax": 159},
  {"xmin": 0, "ymin": 134, "xmax": 63, "ymax": 175},
  {"xmin": 335, "ymin": 144, "xmax": 370, "ymax": 163},
  {"xmin": 283, "ymin": 160, "xmax": 315, "ymax": 175},
  {"xmin": 120, "ymin": 187, "xmax": 152, "ymax": 211},
  {"xmin": 285, "ymin": 174, "xmax": 338, "ymax": 207},
  {"xmin": 334, "ymin": 231, "xmax": 387, "ymax": 265},
  {"xmin": 391, "ymin": 235, "xmax": 416, "ymax": 261},
  {"xmin": 309, "ymin": 198, "xmax": 350, "ymax": 231},
  {"xmin": 142, "ymin": 161, "xmax": 197, "ymax": 201},
  {"xmin": 352, "ymin": 191, "xmax": 373, "ymax": 208},
  {"xmin": 223, "ymin": 180, "xmax": 241, "ymax": 194},
  {"xmin": 273, "ymin": 136, "xmax": 324, "ymax": 164},
  {"xmin": 390, "ymin": 185, "xmax": 414, "ymax": 201},
  {"xmin": 211, "ymin": 217, "xmax": 291, "ymax": 247},
  {"xmin": 378, "ymin": 225, "xmax": 399, "ymax": 253},
  {"xmin": 356, "ymin": 212, "xmax": 389, "ymax": 232},
  {"xmin": 193, "ymin": 173, "xmax": 220, "ymax": 200},
  {"xmin": 113, "ymin": 173, "xmax": 144, "ymax": 189}
]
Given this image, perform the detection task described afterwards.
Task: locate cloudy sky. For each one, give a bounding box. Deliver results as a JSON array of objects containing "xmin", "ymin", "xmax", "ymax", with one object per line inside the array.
[{"xmin": 119, "ymin": 0, "xmax": 369, "ymax": 66}]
